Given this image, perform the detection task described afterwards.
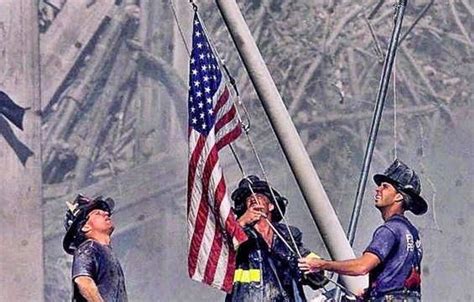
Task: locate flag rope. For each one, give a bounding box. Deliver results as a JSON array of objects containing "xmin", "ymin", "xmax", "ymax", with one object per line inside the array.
[
  {"xmin": 170, "ymin": 4, "xmax": 302, "ymax": 284},
  {"xmin": 191, "ymin": 8, "xmax": 303, "ymax": 259},
  {"xmin": 180, "ymin": 2, "xmax": 360, "ymax": 297}
]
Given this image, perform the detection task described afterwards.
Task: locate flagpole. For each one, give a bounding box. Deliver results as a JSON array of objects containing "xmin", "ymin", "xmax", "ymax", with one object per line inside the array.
[{"xmin": 215, "ymin": 0, "xmax": 367, "ymax": 292}]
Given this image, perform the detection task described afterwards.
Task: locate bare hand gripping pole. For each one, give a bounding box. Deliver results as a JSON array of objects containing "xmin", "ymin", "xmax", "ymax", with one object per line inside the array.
[{"xmin": 215, "ymin": 0, "xmax": 368, "ymax": 292}]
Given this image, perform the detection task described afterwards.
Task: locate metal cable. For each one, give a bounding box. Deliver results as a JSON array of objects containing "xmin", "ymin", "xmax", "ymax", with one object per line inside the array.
[
  {"xmin": 393, "ymin": 58, "xmax": 398, "ymax": 159},
  {"xmin": 244, "ymin": 133, "xmax": 303, "ymax": 258},
  {"xmin": 398, "ymin": 0, "xmax": 435, "ymax": 46}
]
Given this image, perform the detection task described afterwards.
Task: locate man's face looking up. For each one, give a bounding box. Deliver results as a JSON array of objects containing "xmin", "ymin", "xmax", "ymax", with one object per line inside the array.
[{"xmin": 83, "ymin": 209, "xmax": 114, "ymax": 235}]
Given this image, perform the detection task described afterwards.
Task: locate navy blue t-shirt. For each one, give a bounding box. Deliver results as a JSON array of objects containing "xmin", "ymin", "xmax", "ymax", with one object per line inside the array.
[
  {"xmin": 72, "ymin": 240, "xmax": 128, "ymax": 302},
  {"xmin": 364, "ymin": 215, "xmax": 422, "ymax": 297}
]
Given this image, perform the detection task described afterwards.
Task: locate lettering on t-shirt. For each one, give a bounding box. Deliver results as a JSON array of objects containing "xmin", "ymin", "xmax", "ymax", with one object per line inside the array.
[{"xmin": 406, "ymin": 233, "xmax": 414, "ymax": 252}]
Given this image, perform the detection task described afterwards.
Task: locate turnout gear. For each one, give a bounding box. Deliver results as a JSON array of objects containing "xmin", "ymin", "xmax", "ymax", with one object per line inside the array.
[{"xmin": 226, "ymin": 223, "xmax": 326, "ymax": 302}]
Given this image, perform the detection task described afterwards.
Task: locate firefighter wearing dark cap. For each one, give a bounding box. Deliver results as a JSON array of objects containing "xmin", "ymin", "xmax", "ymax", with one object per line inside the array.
[
  {"xmin": 226, "ymin": 175, "xmax": 326, "ymax": 302},
  {"xmin": 299, "ymin": 159, "xmax": 427, "ymax": 301},
  {"xmin": 63, "ymin": 195, "xmax": 128, "ymax": 302}
]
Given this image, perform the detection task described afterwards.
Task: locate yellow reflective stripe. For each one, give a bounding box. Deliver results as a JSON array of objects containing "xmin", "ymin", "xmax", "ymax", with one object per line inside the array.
[
  {"xmin": 233, "ymin": 269, "xmax": 243, "ymax": 282},
  {"xmin": 308, "ymin": 252, "xmax": 321, "ymax": 259},
  {"xmin": 233, "ymin": 269, "xmax": 261, "ymax": 283}
]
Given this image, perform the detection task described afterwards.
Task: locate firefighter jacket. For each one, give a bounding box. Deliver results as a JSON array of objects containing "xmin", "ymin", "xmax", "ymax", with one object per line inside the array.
[{"xmin": 225, "ymin": 223, "xmax": 325, "ymax": 302}]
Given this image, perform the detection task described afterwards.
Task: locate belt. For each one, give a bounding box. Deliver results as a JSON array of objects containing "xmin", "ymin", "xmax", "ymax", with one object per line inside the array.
[{"xmin": 368, "ymin": 290, "xmax": 420, "ymax": 302}]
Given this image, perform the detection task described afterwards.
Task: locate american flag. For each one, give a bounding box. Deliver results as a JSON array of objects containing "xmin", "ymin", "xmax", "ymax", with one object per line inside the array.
[{"xmin": 187, "ymin": 13, "xmax": 247, "ymax": 292}]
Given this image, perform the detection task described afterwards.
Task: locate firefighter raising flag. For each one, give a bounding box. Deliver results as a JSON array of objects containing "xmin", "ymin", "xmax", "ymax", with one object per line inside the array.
[{"xmin": 187, "ymin": 13, "xmax": 247, "ymax": 292}]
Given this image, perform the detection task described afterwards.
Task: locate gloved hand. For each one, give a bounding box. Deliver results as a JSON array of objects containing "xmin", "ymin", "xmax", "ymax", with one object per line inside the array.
[
  {"xmin": 302, "ymin": 271, "xmax": 329, "ymax": 289},
  {"xmin": 299, "ymin": 253, "xmax": 329, "ymax": 289}
]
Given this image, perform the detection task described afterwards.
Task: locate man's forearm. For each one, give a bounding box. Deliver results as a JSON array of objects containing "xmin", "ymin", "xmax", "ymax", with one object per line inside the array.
[
  {"xmin": 321, "ymin": 253, "xmax": 379, "ymax": 276},
  {"xmin": 320, "ymin": 259, "xmax": 369, "ymax": 276},
  {"xmin": 75, "ymin": 276, "xmax": 104, "ymax": 302}
]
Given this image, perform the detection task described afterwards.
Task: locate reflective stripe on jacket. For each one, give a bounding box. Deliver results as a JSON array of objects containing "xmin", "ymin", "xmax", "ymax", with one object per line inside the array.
[{"xmin": 226, "ymin": 223, "xmax": 323, "ymax": 302}]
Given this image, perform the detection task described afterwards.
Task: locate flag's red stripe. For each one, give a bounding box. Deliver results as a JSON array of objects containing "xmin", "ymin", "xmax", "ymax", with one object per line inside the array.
[
  {"xmin": 188, "ymin": 129, "xmax": 240, "ymax": 285},
  {"xmin": 214, "ymin": 87, "xmax": 230, "ymax": 114},
  {"xmin": 219, "ymin": 211, "xmax": 247, "ymax": 291},
  {"xmin": 188, "ymin": 74, "xmax": 242, "ymax": 290},
  {"xmin": 188, "ymin": 143, "xmax": 220, "ymax": 277},
  {"xmin": 202, "ymin": 176, "xmax": 228, "ymax": 284},
  {"xmin": 222, "ymin": 247, "xmax": 237, "ymax": 292},
  {"xmin": 188, "ymin": 183, "xmax": 211, "ymax": 278},
  {"xmin": 188, "ymin": 138, "xmax": 212, "ymax": 276},
  {"xmin": 188, "ymin": 201, "xmax": 209, "ymax": 277},
  {"xmin": 215, "ymin": 105, "xmax": 237, "ymax": 133},
  {"xmin": 225, "ymin": 212, "xmax": 248, "ymax": 245},
  {"xmin": 213, "ymin": 175, "xmax": 228, "ymax": 222},
  {"xmin": 187, "ymin": 135, "xmax": 206, "ymax": 210},
  {"xmin": 203, "ymin": 226, "xmax": 223, "ymax": 285},
  {"xmin": 188, "ymin": 125, "xmax": 240, "ymax": 283},
  {"xmin": 216, "ymin": 126, "xmax": 242, "ymax": 151},
  {"xmin": 204, "ymin": 176, "xmax": 248, "ymax": 289}
]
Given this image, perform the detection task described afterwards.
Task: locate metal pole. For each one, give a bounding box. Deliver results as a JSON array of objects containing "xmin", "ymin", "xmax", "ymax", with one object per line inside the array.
[
  {"xmin": 215, "ymin": 0, "xmax": 367, "ymax": 292},
  {"xmin": 398, "ymin": 0, "xmax": 433, "ymax": 46},
  {"xmin": 347, "ymin": 0, "xmax": 408, "ymax": 246},
  {"xmin": 335, "ymin": 3, "xmax": 408, "ymax": 300}
]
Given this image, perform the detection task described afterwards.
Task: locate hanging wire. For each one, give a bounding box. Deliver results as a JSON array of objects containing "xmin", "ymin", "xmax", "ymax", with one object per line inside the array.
[
  {"xmin": 367, "ymin": 0, "xmax": 386, "ymax": 20},
  {"xmin": 229, "ymin": 144, "xmax": 246, "ymax": 175},
  {"xmin": 417, "ymin": 120, "xmax": 442, "ymax": 232},
  {"xmin": 364, "ymin": 16, "xmax": 384, "ymax": 62},
  {"xmin": 241, "ymin": 125, "xmax": 303, "ymax": 258},
  {"xmin": 393, "ymin": 57, "xmax": 398, "ymax": 159},
  {"xmin": 224, "ymin": 74, "xmax": 303, "ymax": 258},
  {"xmin": 243, "ymin": 178, "xmax": 298, "ymax": 254},
  {"xmin": 229, "ymin": 86, "xmax": 302, "ymax": 257}
]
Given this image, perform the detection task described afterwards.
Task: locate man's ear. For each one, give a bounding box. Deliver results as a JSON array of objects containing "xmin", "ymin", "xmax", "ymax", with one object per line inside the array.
[
  {"xmin": 269, "ymin": 203, "xmax": 275, "ymax": 211},
  {"xmin": 81, "ymin": 222, "xmax": 91, "ymax": 233},
  {"xmin": 395, "ymin": 193, "xmax": 404, "ymax": 203}
]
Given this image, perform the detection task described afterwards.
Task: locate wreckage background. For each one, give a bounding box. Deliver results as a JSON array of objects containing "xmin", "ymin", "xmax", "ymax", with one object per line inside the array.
[{"xmin": 3, "ymin": 0, "xmax": 472, "ymax": 301}]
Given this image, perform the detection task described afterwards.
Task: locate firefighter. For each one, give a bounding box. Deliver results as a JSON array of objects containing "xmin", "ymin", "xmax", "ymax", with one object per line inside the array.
[
  {"xmin": 63, "ymin": 195, "xmax": 128, "ymax": 302},
  {"xmin": 299, "ymin": 159, "xmax": 427, "ymax": 301},
  {"xmin": 226, "ymin": 175, "xmax": 326, "ymax": 302}
]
